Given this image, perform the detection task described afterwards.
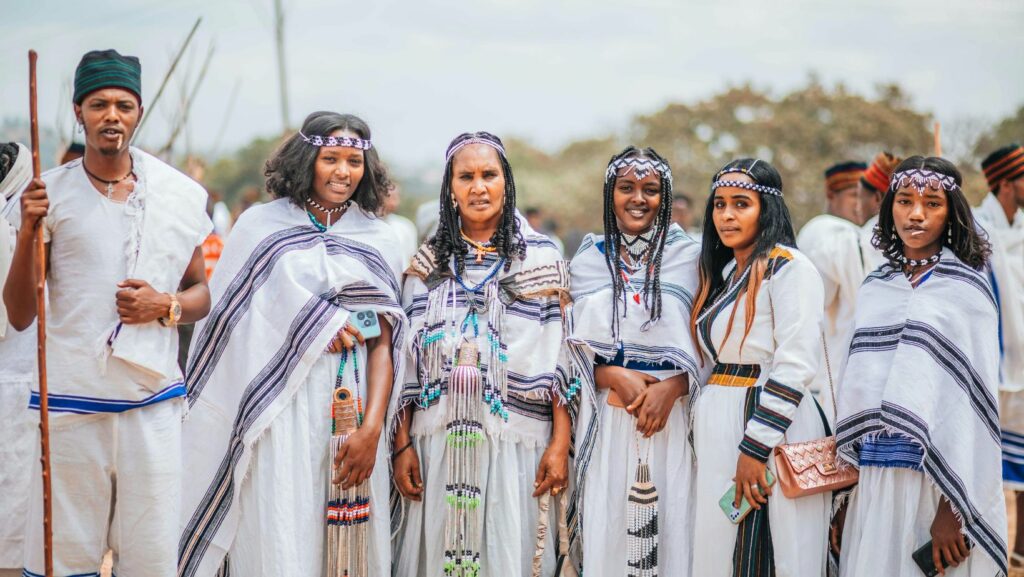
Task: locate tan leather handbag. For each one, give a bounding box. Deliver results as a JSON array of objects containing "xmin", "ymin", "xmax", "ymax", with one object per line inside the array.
[
  {"xmin": 766, "ymin": 285, "xmax": 857, "ymax": 499},
  {"xmin": 772, "ymin": 335, "xmax": 858, "ymax": 498}
]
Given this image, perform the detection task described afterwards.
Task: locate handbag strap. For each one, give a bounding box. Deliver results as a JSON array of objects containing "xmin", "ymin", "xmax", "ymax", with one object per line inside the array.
[{"xmin": 767, "ymin": 268, "xmax": 837, "ymax": 440}]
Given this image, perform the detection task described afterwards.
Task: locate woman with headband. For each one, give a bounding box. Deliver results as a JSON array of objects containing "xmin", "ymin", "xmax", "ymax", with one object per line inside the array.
[
  {"xmin": 392, "ymin": 132, "xmax": 572, "ymax": 577},
  {"xmin": 178, "ymin": 111, "xmax": 407, "ymax": 577},
  {"xmin": 689, "ymin": 158, "xmax": 831, "ymax": 576},
  {"xmin": 565, "ymin": 146, "xmax": 701, "ymax": 576},
  {"xmin": 832, "ymin": 157, "xmax": 1006, "ymax": 577}
]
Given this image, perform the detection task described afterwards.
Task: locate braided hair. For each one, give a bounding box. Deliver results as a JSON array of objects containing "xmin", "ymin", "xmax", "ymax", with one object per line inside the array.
[
  {"xmin": 602, "ymin": 146, "xmax": 674, "ymax": 339},
  {"xmin": 430, "ymin": 132, "xmax": 526, "ymax": 276}
]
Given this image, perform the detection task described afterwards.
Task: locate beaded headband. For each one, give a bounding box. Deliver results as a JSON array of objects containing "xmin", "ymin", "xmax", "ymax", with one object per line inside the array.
[
  {"xmin": 890, "ymin": 168, "xmax": 961, "ymax": 195},
  {"xmin": 605, "ymin": 157, "xmax": 674, "ymax": 187},
  {"xmin": 712, "ymin": 166, "xmax": 782, "ymax": 197},
  {"xmin": 299, "ymin": 131, "xmax": 372, "ymax": 150},
  {"xmin": 445, "ymin": 137, "xmax": 506, "ymax": 164}
]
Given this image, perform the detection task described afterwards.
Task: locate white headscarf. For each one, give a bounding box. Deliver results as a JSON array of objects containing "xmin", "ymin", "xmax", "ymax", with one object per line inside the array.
[{"xmin": 1, "ymin": 143, "xmax": 32, "ymax": 336}]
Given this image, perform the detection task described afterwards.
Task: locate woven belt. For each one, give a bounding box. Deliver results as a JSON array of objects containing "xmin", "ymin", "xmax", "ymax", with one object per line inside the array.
[{"xmin": 707, "ymin": 363, "xmax": 761, "ymax": 387}]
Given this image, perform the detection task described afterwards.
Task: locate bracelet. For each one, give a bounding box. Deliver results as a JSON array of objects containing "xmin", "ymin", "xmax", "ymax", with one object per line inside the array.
[{"xmin": 392, "ymin": 440, "xmax": 413, "ymax": 459}]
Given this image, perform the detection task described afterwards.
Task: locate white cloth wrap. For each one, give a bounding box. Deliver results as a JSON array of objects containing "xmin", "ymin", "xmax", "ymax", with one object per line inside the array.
[
  {"xmin": 98, "ymin": 147, "xmax": 212, "ymax": 387},
  {"xmin": 564, "ymin": 225, "xmax": 701, "ymax": 568},
  {"xmin": 835, "ymin": 248, "xmax": 1007, "ymax": 575},
  {"xmin": 178, "ymin": 200, "xmax": 407, "ymax": 577}
]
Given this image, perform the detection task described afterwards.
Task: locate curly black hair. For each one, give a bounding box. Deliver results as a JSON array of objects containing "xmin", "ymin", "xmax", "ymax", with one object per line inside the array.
[
  {"xmin": 264, "ymin": 111, "xmax": 386, "ymax": 214},
  {"xmin": 872, "ymin": 156, "xmax": 991, "ymax": 270},
  {"xmin": 0, "ymin": 142, "xmax": 20, "ymax": 182},
  {"xmin": 601, "ymin": 146, "xmax": 673, "ymax": 338},
  {"xmin": 429, "ymin": 132, "xmax": 526, "ymax": 276}
]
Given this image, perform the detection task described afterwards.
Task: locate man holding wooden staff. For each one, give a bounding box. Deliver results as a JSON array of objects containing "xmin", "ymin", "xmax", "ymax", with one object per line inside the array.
[{"xmin": 3, "ymin": 49, "xmax": 213, "ymax": 577}]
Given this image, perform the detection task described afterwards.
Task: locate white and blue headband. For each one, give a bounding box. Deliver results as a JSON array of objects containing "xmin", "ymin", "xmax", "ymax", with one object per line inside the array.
[
  {"xmin": 445, "ymin": 137, "xmax": 506, "ymax": 164},
  {"xmin": 712, "ymin": 164, "xmax": 783, "ymax": 197},
  {"xmin": 605, "ymin": 157, "xmax": 673, "ymax": 187},
  {"xmin": 299, "ymin": 131, "xmax": 372, "ymax": 150}
]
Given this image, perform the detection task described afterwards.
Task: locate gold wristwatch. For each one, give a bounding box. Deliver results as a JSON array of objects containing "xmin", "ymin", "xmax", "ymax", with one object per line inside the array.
[{"xmin": 158, "ymin": 293, "xmax": 182, "ymax": 327}]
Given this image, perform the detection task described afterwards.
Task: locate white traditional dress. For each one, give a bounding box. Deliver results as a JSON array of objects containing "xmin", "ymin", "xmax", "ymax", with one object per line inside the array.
[
  {"xmin": 836, "ymin": 249, "xmax": 1007, "ymax": 576},
  {"xmin": 0, "ymin": 144, "xmax": 35, "ymax": 570},
  {"xmin": 178, "ymin": 200, "xmax": 407, "ymax": 577},
  {"xmin": 797, "ymin": 214, "xmax": 865, "ymax": 419},
  {"xmin": 691, "ymin": 245, "xmax": 831, "ymax": 577},
  {"xmin": 566, "ymin": 225, "xmax": 701, "ymax": 576},
  {"xmin": 974, "ymin": 194, "xmax": 1024, "ymax": 489},
  {"xmin": 393, "ymin": 221, "xmax": 571, "ymax": 577}
]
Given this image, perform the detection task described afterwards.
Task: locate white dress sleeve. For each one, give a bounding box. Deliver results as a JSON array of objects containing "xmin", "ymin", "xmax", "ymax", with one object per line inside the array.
[{"xmin": 738, "ymin": 254, "xmax": 826, "ymax": 462}]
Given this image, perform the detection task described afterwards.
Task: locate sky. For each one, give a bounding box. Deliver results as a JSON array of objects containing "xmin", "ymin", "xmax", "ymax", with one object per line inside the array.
[{"xmin": 3, "ymin": 0, "xmax": 1023, "ymax": 171}]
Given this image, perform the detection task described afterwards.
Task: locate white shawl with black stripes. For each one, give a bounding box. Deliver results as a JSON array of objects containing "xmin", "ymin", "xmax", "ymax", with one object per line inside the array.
[
  {"xmin": 836, "ymin": 248, "xmax": 1007, "ymax": 575},
  {"xmin": 177, "ymin": 199, "xmax": 407, "ymax": 577},
  {"xmin": 565, "ymin": 224, "xmax": 702, "ymax": 556}
]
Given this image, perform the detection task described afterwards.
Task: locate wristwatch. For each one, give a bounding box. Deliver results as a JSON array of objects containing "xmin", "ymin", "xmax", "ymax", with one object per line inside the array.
[{"xmin": 158, "ymin": 293, "xmax": 182, "ymax": 327}]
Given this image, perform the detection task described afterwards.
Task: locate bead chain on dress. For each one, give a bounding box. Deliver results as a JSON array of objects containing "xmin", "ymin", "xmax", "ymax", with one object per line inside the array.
[{"xmin": 326, "ymin": 348, "xmax": 370, "ymax": 577}]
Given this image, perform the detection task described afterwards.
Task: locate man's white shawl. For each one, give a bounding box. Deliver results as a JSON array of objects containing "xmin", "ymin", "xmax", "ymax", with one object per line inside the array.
[
  {"xmin": 564, "ymin": 224, "xmax": 702, "ymax": 557},
  {"xmin": 177, "ymin": 200, "xmax": 408, "ymax": 577},
  {"xmin": 975, "ymin": 194, "xmax": 1024, "ymax": 390},
  {"xmin": 835, "ymin": 249, "xmax": 1007, "ymax": 575}
]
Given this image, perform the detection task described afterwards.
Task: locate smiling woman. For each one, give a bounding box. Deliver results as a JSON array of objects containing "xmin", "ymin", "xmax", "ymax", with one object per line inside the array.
[{"xmin": 178, "ymin": 111, "xmax": 407, "ymax": 577}]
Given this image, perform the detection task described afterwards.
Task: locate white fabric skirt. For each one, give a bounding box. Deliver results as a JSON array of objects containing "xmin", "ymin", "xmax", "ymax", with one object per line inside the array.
[
  {"xmin": 0, "ymin": 377, "xmax": 35, "ymax": 568},
  {"xmin": 691, "ymin": 384, "xmax": 830, "ymax": 577},
  {"xmin": 840, "ymin": 466, "xmax": 1001, "ymax": 577},
  {"xmin": 393, "ymin": 415, "xmax": 557, "ymax": 577},
  {"xmin": 581, "ymin": 370, "xmax": 693, "ymax": 577},
  {"xmin": 230, "ymin": 355, "xmax": 391, "ymax": 577}
]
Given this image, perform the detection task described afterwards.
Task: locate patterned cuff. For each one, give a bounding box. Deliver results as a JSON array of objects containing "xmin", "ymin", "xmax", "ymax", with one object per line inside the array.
[{"xmin": 739, "ymin": 435, "xmax": 773, "ymax": 463}]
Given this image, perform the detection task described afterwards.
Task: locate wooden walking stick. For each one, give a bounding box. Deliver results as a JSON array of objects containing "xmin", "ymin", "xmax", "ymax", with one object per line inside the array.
[
  {"xmin": 29, "ymin": 49, "xmax": 55, "ymax": 577},
  {"xmin": 933, "ymin": 121, "xmax": 943, "ymax": 157}
]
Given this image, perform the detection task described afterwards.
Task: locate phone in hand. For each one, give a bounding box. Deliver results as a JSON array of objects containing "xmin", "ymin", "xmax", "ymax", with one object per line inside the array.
[
  {"xmin": 719, "ymin": 469, "xmax": 776, "ymax": 524},
  {"xmin": 912, "ymin": 537, "xmax": 972, "ymax": 577},
  {"xmin": 352, "ymin": 310, "xmax": 381, "ymax": 339}
]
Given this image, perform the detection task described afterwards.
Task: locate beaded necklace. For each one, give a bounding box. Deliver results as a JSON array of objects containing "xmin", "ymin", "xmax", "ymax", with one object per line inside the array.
[
  {"xmin": 461, "ymin": 231, "xmax": 498, "ymax": 264},
  {"xmin": 307, "ymin": 197, "xmax": 350, "ymax": 228}
]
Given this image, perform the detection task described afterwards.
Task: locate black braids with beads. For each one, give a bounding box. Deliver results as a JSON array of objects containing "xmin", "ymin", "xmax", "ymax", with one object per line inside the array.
[
  {"xmin": 430, "ymin": 132, "xmax": 526, "ymax": 276},
  {"xmin": 602, "ymin": 146, "xmax": 673, "ymax": 340}
]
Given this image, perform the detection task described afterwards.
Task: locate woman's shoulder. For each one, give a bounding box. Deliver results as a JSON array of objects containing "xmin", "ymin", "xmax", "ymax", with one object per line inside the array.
[{"xmin": 766, "ymin": 243, "xmax": 820, "ymax": 282}]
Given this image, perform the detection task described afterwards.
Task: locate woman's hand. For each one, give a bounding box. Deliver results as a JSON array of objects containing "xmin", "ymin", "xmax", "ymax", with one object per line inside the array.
[
  {"xmin": 595, "ymin": 365, "xmax": 657, "ymax": 410},
  {"xmin": 533, "ymin": 439, "xmax": 569, "ymax": 498},
  {"xmin": 392, "ymin": 441, "xmax": 424, "ymax": 501},
  {"xmin": 628, "ymin": 375, "xmax": 687, "ymax": 437},
  {"xmin": 328, "ymin": 322, "xmax": 365, "ymax": 353},
  {"xmin": 733, "ymin": 453, "xmax": 772, "ymax": 510},
  {"xmin": 930, "ymin": 497, "xmax": 969, "ymax": 574},
  {"xmin": 333, "ymin": 426, "xmax": 381, "ymax": 490}
]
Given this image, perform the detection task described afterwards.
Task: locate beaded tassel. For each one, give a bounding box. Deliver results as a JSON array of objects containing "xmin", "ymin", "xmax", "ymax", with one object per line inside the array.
[
  {"xmin": 443, "ymin": 341, "xmax": 484, "ymax": 577},
  {"xmin": 420, "ymin": 281, "xmax": 455, "ymax": 407},
  {"xmin": 626, "ymin": 460, "xmax": 659, "ymax": 577},
  {"xmin": 326, "ymin": 352, "xmax": 369, "ymax": 577},
  {"xmin": 483, "ymin": 281, "xmax": 509, "ymax": 420}
]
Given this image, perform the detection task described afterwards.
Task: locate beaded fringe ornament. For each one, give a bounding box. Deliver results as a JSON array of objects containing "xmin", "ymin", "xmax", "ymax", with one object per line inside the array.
[
  {"xmin": 326, "ymin": 350, "xmax": 369, "ymax": 577},
  {"xmin": 481, "ymin": 281, "xmax": 509, "ymax": 420},
  {"xmin": 443, "ymin": 341, "xmax": 485, "ymax": 577},
  {"xmin": 626, "ymin": 438, "xmax": 659, "ymax": 577}
]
